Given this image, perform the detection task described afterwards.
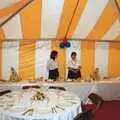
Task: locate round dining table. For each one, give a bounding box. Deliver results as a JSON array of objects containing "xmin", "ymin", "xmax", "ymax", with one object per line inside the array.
[{"xmin": 0, "ymin": 87, "xmax": 81, "ymax": 120}]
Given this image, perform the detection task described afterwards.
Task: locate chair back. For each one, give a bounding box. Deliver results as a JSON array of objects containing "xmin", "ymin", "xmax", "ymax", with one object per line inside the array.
[
  {"xmin": 88, "ymin": 93, "xmax": 104, "ymax": 105},
  {"xmin": 22, "ymin": 85, "xmax": 40, "ymax": 89},
  {"xmin": 48, "ymin": 86, "xmax": 66, "ymax": 91},
  {"xmin": 0, "ymin": 90, "xmax": 11, "ymax": 96}
]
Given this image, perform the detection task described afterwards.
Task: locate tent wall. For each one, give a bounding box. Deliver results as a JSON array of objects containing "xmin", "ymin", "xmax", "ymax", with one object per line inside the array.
[
  {"xmin": 0, "ymin": 40, "xmax": 120, "ymax": 80},
  {"xmin": 0, "ymin": 0, "xmax": 120, "ymax": 80}
]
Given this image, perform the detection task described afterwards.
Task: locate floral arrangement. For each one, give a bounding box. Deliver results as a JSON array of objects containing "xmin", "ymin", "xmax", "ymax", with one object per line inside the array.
[{"xmin": 31, "ymin": 91, "xmax": 45, "ymax": 101}]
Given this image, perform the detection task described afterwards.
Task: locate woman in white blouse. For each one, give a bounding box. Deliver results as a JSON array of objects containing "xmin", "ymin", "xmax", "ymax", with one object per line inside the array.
[
  {"xmin": 67, "ymin": 52, "xmax": 81, "ymax": 80},
  {"xmin": 47, "ymin": 50, "xmax": 59, "ymax": 81}
]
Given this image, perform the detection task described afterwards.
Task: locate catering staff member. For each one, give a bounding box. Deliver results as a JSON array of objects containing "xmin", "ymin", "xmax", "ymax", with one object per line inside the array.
[
  {"xmin": 67, "ymin": 52, "xmax": 81, "ymax": 80},
  {"xmin": 47, "ymin": 50, "xmax": 59, "ymax": 81}
]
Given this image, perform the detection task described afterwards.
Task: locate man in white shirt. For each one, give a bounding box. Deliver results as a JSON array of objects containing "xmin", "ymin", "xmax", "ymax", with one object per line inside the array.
[{"xmin": 67, "ymin": 52, "xmax": 81, "ymax": 81}]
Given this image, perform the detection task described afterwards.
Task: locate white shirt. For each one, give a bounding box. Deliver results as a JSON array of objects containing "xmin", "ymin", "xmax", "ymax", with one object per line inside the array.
[
  {"xmin": 47, "ymin": 59, "xmax": 58, "ymax": 70},
  {"xmin": 68, "ymin": 59, "xmax": 80, "ymax": 69}
]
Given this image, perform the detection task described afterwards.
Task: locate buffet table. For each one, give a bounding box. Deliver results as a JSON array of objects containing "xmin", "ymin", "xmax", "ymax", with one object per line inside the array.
[{"xmin": 0, "ymin": 88, "xmax": 81, "ymax": 120}]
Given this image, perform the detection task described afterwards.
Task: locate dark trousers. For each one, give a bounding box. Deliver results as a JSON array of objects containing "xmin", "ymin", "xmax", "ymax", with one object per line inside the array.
[
  {"xmin": 48, "ymin": 68, "xmax": 59, "ymax": 80},
  {"xmin": 68, "ymin": 69, "xmax": 81, "ymax": 79}
]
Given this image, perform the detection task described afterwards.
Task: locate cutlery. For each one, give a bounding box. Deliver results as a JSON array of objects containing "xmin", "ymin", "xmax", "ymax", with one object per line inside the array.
[
  {"xmin": 56, "ymin": 105, "xmax": 64, "ymax": 111},
  {"xmin": 22, "ymin": 108, "xmax": 33, "ymax": 116},
  {"xmin": 53, "ymin": 107, "xmax": 57, "ymax": 113},
  {"xmin": 57, "ymin": 105, "xmax": 65, "ymax": 110}
]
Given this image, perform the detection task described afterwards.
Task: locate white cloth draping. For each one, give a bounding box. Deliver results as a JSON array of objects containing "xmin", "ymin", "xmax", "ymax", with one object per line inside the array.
[
  {"xmin": 0, "ymin": 88, "xmax": 81, "ymax": 120},
  {"xmin": 0, "ymin": 80, "xmax": 120, "ymax": 101}
]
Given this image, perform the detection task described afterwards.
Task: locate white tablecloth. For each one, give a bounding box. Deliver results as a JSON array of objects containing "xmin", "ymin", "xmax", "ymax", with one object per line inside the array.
[
  {"xmin": 0, "ymin": 80, "xmax": 120, "ymax": 101},
  {"xmin": 0, "ymin": 88, "xmax": 81, "ymax": 120}
]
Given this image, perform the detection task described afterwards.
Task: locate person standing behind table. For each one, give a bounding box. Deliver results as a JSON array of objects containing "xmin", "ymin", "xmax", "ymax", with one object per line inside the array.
[
  {"xmin": 47, "ymin": 50, "xmax": 59, "ymax": 81},
  {"xmin": 67, "ymin": 52, "xmax": 81, "ymax": 81}
]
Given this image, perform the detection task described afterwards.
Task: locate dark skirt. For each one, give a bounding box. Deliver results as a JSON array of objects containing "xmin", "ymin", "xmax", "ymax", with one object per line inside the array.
[
  {"xmin": 48, "ymin": 68, "xmax": 59, "ymax": 80},
  {"xmin": 68, "ymin": 69, "xmax": 81, "ymax": 79}
]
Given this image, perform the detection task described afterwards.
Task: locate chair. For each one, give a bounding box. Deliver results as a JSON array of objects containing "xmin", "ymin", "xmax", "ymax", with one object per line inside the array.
[
  {"xmin": 74, "ymin": 101, "xmax": 93, "ymax": 120},
  {"xmin": 88, "ymin": 93, "xmax": 104, "ymax": 105},
  {"xmin": 48, "ymin": 86, "xmax": 66, "ymax": 91},
  {"xmin": 87, "ymin": 93, "xmax": 104, "ymax": 114},
  {"xmin": 22, "ymin": 85, "xmax": 40, "ymax": 89},
  {"xmin": 0, "ymin": 90, "xmax": 11, "ymax": 96},
  {"xmin": 83, "ymin": 93, "xmax": 120, "ymax": 120},
  {"xmin": 74, "ymin": 110, "xmax": 93, "ymax": 120},
  {"xmin": 74, "ymin": 93, "xmax": 104, "ymax": 120}
]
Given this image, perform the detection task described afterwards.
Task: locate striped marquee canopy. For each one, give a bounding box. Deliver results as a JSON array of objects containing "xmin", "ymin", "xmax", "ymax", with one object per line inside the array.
[
  {"xmin": 0, "ymin": 0, "xmax": 120, "ymax": 41},
  {"xmin": 0, "ymin": 0, "xmax": 120, "ymax": 80}
]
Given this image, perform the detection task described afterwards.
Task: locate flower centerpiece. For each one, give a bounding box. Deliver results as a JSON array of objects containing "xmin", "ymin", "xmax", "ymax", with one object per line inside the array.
[{"xmin": 31, "ymin": 91, "xmax": 46, "ymax": 101}]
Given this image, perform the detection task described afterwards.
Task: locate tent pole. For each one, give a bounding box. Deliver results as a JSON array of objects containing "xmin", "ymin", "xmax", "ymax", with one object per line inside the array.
[
  {"xmin": 0, "ymin": 38, "xmax": 120, "ymax": 43},
  {"xmin": 110, "ymin": 0, "xmax": 120, "ymax": 21},
  {"xmin": 0, "ymin": 0, "xmax": 34, "ymax": 28},
  {"xmin": 64, "ymin": 0, "xmax": 80, "ymax": 38}
]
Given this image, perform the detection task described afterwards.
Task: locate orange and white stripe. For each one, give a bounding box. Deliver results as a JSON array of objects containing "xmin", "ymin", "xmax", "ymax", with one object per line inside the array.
[
  {"xmin": 0, "ymin": 28, "xmax": 5, "ymax": 79},
  {"xmin": 0, "ymin": 15, "xmax": 11, "ymax": 25},
  {"xmin": 0, "ymin": 0, "xmax": 22, "ymax": 9},
  {"xmin": 0, "ymin": 0, "xmax": 120, "ymax": 80},
  {"xmin": 101, "ymin": 19, "xmax": 120, "ymax": 40},
  {"xmin": 1, "ymin": 14, "xmax": 22, "ymax": 80},
  {"xmin": 2, "ymin": 14, "xmax": 22, "ymax": 39},
  {"xmin": 95, "ymin": 42, "xmax": 108, "ymax": 76},
  {"xmin": 19, "ymin": 0, "xmax": 41, "ymax": 80},
  {"xmin": 41, "ymin": 0, "xmax": 64, "ymax": 38},
  {"xmin": 2, "ymin": 42, "xmax": 19, "ymax": 80},
  {"xmin": 0, "ymin": 0, "xmax": 31, "ymax": 18},
  {"xmin": 72, "ymin": 0, "xmax": 109, "ymax": 38},
  {"xmin": 35, "ymin": 41, "xmax": 51, "ymax": 79}
]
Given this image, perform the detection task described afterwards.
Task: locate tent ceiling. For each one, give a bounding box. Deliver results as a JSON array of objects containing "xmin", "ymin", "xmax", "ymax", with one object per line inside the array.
[
  {"xmin": 0, "ymin": 0, "xmax": 120, "ymax": 41},
  {"xmin": 0, "ymin": 15, "xmax": 11, "ymax": 24},
  {"xmin": 0, "ymin": 0, "xmax": 21, "ymax": 9}
]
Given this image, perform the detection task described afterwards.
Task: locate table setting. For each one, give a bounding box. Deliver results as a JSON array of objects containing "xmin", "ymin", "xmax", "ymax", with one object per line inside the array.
[{"xmin": 0, "ymin": 87, "xmax": 81, "ymax": 120}]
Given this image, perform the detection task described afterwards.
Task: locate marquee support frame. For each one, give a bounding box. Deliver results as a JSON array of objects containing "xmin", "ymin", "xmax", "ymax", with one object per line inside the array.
[
  {"xmin": 0, "ymin": 0, "xmax": 35, "ymax": 28},
  {"xmin": 110, "ymin": 0, "xmax": 120, "ymax": 21}
]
